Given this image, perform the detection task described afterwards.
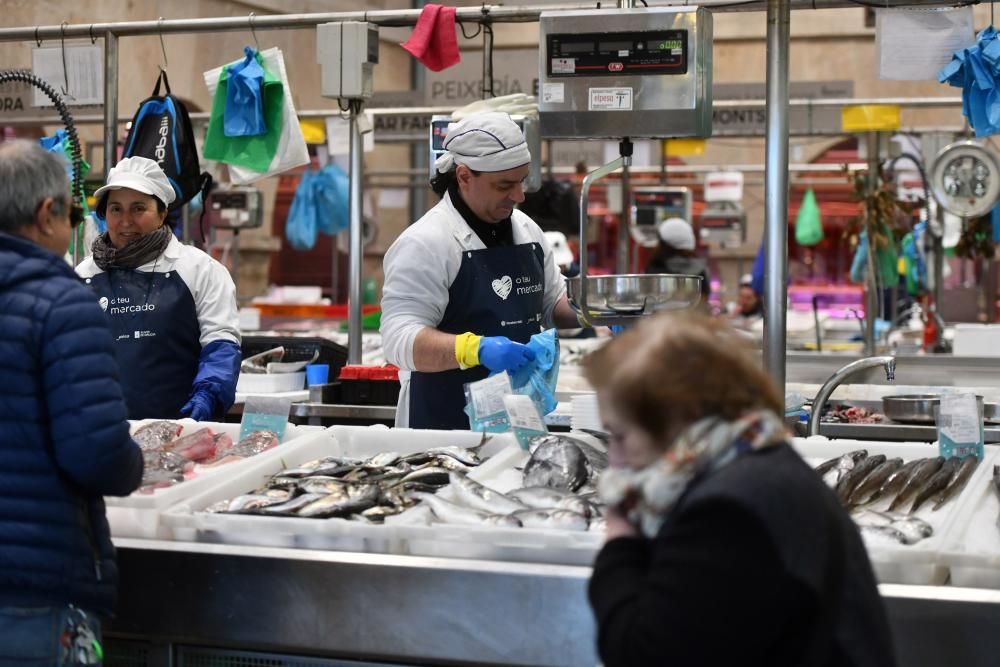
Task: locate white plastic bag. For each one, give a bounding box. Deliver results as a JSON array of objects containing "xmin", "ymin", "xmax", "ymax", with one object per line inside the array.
[{"xmin": 203, "ymin": 47, "xmax": 309, "ymax": 184}]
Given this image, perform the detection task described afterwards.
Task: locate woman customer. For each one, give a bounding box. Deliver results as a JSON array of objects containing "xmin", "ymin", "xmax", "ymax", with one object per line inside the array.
[
  {"xmin": 583, "ymin": 313, "xmax": 896, "ymax": 667},
  {"xmin": 77, "ymin": 157, "xmax": 241, "ymax": 421}
]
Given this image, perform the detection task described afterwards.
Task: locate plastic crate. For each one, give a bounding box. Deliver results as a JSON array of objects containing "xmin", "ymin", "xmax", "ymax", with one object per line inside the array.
[{"xmin": 337, "ymin": 365, "xmax": 401, "ymax": 406}]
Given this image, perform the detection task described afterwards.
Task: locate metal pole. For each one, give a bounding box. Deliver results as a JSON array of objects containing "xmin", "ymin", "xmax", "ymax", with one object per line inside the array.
[
  {"xmin": 347, "ymin": 109, "xmax": 364, "ymax": 365},
  {"xmin": 103, "ymin": 31, "xmax": 118, "ymax": 179},
  {"xmin": 619, "ymin": 163, "xmax": 631, "ymax": 274},
  {"xmin": 763, "ymin": 0, "xmax": 790, "ymax": 393},
  {"xmin": 863, "ymin": 131, "xmax": 879, "ymax": 355}
]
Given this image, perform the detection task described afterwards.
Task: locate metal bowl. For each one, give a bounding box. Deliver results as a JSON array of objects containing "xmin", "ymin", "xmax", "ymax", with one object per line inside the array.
[
  {"xmin": 567, "ymin": 273, "xmax": 703, "ymax": 326},
  {"xmin": 985, "ymin": 403, "xmax": 1000, "ymax": 425},
  {"xmin": 882, "ymin": 394, "xmax": 985, "ymax": 424}
]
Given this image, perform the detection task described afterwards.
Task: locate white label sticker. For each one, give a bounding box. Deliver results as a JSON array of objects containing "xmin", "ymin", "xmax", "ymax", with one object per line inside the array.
[
  {"xmin": 589, "ymin": 87, "xmax": 633, "ymax": 111},
  {"xmin": 504, "ymin": 394, "xmax": 546, "ymax": 432},
  {"xmin": 551, "ymin": 58, "xmax": 575, "ymax": 74},
  {"xmin": 541, "ymin": 82, "xmax": 565, "ymax": 104},
  {"xmin": 939, "ymin": 393, "xmax": 981, "ymax": 444},
  {"xmin": 469, "ymin": 372, "xmax": 513, "ymax": 418},
  {"xmin": 617, "ymin": 50, "xmax": 630, "ymax": 57}
]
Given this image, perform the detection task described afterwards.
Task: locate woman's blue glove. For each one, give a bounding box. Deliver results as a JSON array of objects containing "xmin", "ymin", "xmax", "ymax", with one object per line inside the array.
[
  {"xmin": 180, "ymin": 391, "xmax": 215, "ymax": 422},
  {"xmin": 478, "ymin": 336, "xmax": 536, "ymax": 373}
]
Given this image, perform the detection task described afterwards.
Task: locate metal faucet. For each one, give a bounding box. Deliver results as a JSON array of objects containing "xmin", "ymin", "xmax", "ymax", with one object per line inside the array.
[{"xmin": 807, "ymin": 356, "xmax": 896, "ymax": 436}]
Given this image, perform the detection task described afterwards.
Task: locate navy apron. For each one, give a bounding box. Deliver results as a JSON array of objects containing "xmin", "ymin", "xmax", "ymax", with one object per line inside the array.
[
  {"xmin": 85, "ymin": 267, "xmax": 201, "ymax": 420},
  {"xmin": 409, "ymin": 242, "xmax": 546, "ymax": 430}
]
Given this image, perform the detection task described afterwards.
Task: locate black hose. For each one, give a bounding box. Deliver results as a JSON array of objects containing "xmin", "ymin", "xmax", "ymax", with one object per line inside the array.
[{"xmin": 0, "ymin": 69, "xmax": 83, "ymax": 205}]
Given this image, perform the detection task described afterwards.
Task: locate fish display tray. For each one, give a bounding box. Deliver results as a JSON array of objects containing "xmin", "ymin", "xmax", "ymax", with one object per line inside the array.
[
  {"xmin": 791, "ymin": 437, "xmax": 997, "ymax": 586},
  {"xmin": 937, "ymin": 447, "xmax": 1000, "ymax": 588},
  {"xmin": 388, "ymin": 433, "xmax": 606, "ymax": 566},
  {"xmin": 161, "ymin": 425, "xmax": 518, "ymax": 553},
  {"xmin": 107, "ymin": 420, "xmax": 326, "ymax": 540}
]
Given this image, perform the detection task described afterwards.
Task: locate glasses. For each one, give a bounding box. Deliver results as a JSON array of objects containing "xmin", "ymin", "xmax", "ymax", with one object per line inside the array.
[{"xmin": 69, "ymin": 203, "xmax": 85, "ymax": 229}]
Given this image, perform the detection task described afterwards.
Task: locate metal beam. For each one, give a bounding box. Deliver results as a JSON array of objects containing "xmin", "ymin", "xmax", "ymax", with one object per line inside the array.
[
  {"xmin": 348, "ymin": 110, "xmax": 364, "ymax": 365},
  {"xmin": 763, "ymin": 0, "xmax": 790, "ymax": 393}
]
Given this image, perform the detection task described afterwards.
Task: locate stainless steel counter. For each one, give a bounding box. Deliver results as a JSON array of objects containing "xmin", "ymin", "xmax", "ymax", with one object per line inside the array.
[
  {"xmin": 797, "ymin": 421, "xmax": 1000, "ymax": 443},
  {"xmin": 289, "ymin": 402, "xmax": 397, "ymax": 422},
  {"xmin": 106, "ymin": 538, "xmax": 1000, "ymax": 667},
  {"xmin": 787, "ymin": 352, "xmax": 1000, "ymax": 387}
]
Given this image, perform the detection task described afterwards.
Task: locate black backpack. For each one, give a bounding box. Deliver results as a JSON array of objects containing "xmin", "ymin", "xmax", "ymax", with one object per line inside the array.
[{"xmin": 123, "ymin": 69, "xmax": 212, "ymax": 213}]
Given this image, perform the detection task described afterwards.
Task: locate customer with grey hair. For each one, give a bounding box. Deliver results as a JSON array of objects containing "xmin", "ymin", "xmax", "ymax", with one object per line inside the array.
[{"xmin": 0, "ymin": 140, "xmax": 143, "ymax": 665}]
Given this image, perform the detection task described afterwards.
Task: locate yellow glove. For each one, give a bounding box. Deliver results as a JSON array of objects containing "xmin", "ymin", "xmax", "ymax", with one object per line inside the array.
[{"xmin": 454, "ymin": 332, "xmax": 482, "ymax": 370}]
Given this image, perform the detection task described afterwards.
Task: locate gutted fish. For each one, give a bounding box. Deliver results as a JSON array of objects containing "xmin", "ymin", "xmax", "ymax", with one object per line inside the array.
[{"xmin": 132, "ymin": 421, "xmax": 184, "ymax": 451}]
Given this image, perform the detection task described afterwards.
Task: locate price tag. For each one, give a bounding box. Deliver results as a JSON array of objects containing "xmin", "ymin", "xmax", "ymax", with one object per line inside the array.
[
  {"xmin": 504, "ymin": 394, "xmax": 548, "ymax": 450},
  {"xmin": 470, "ymin": 372, "xmax": 512, "ymax": 419},
  {"xmin": 937, "ymin": 393, "xmax": 984, "ymax": 460}
]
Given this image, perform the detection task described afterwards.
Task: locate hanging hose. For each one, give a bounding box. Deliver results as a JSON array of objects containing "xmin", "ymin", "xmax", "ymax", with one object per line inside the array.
[{"xmin": 0, "ymin": 69, "xmax": 83, "ymax": 205}]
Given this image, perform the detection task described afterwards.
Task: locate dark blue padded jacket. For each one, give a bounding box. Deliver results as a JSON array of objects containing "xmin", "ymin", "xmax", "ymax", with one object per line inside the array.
[{"xmin": 0, "ymin": 231, "xmax": 143, "ymax": 615}]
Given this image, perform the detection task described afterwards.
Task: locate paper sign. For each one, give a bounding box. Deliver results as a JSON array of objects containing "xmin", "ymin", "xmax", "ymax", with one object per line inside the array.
[
  {"xmin": 31, "ymin": 43, "xmax": 104, "ymax": 106},
  {"xmin": 875, "ymin": 7, "xmax": 974, "ymax": 81},
  {"xmin": 936, "ymin": 393, "xmax": 984, "ymax": 460},
  {"xmin": 325, "ymin": 114, "xmax": 374, "ymax": 155},
  {"xmin": 541, "ymin": 82, "xmax": 565, "ymax": 104}
]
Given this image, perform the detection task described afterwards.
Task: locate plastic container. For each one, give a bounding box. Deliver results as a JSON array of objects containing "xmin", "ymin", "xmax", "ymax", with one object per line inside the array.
[
  {"xmin": 162, "ymin": 425, "xmax": 519, "ymax": 552},
  {"xmin": 106, "ymin": 420, "xmax": 326, "ymax": 540},
  {"xmin": 791, "ymin": 436, "xmax": 994, "ymax": 586},
  {"xmin": 305, "ymin": 363, "xmax": 330, "ymax": 386},
  {"xmin": 235, "ymin": 371, "xmax": 305, "ymax": 394},
  {"xmin": 937, "ymin": 445, "xmax": 1000, "ymax": 588},
  {"xmin": 338, "ymin": 365, "xmax": 401, "ymax": 405}
]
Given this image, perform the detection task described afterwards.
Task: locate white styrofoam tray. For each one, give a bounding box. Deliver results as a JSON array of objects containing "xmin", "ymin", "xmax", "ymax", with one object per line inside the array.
[
  {"xmin": 107, "ymin": 420, "xmax": 326, "ymax": 540},
  {"xmin": 937, "ymin": 446, "xmax": 1000, "ymax": 588},
  {"xmin": 388, "ymin": 432, "xmax": 605, "ymax": 566},
  {"xmin": 792, "ymin": 436, "xmax": 995, "ymax": 586},
  {"xmin": 161, "ymin": 425, "xmax": 519, "ymax": 552}
]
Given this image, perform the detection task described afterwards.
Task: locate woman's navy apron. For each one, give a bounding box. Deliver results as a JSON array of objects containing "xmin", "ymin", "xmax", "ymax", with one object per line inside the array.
[
  {"xmin": 84, "ymin": 267, "xmax": 201, "ymax": 420},
  {"xmin": 409, "ymin": 242, "xmax": 545, "ymax": 430}
]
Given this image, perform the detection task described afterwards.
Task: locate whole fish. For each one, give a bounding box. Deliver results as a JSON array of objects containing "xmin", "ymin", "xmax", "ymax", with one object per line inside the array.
[
  {"xmin": 557, "ymin": 496, "xmax": 602, "ymax": 519},
  {"xmin": 448, "ymin": 472, "xmax": 528, "ymax": 514},
  {"xmin": 298, "ymin": 476, "xmax": 352, "ymax": 496},
  {"xmin": 509, "ymin": 486, "xmax": 577, "ymax": 509},
  {"xmin": 931, "ymin": 455, "xmax": 980, "ymax": 511},
  {"xmin": 815, "ymin": 449, "xmax": 867, "ymax": 479},
  {"xmin": 297, "ymin": 483, "xmax": 381, "ymax": 518},
  {"xmin": 400, "ymin": 466, "xmax": 452, "ymax": 487},
  {"xmin": 993, "ymin": 465, "xmax": 1000, "ymax": 529},
  {"xmin": 870, "ymin": 458, "xmax": 923, "ymax": 504},
  {"xmin": 523, "ymin": 437, "xmax": 589, "ymax": 492},
  {"xmin": 856, "ymin": 510, "xmax": 933, "ymax": 545},
  {"xmin": 510, "ymin": 508, "xmax": 589, "ymax": 531},
  {"xmin": 888, "ymin": 457, "xmax": 945, "ymax": 512},
  {"xmin": 410, "ymin": 491, "xmax": 522, "ymax": 528},
  {"xmin": 909, "ymin": 457, "xmax": 963, "ymax": 513},
  {"xmin": 835, "ymin": 454, "xmax": 886, "ymax": 503},
  {"xmin": 132, "ymin": 420, "xmax": 184, "ymax": 451},
  {"xmin": 848, "ymin": 458, "xmax": 903, "ymax": 507},
  {"xmin": 404, "ymin": 446, "xmax": 482, "ymax": 467},
  {"xmin": 365, "ymin": 451, "xmax": 402, "ymax": 468},
  {"xmin": 281, "ymin": 457, "xmax": 361, "ymax": 478},
  {"xmin": 220, "ymin": 491, "xmax": 292, "ymax": 514},
  {"xmin": 259, "ymin": 493, "xmax": 325, "ymax": 516}
]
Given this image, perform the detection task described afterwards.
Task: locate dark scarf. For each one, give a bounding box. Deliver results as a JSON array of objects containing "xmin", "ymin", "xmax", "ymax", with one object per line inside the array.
[{"xmin": 91, "ymin": 225, "xmax": 172, "ymax": 271}]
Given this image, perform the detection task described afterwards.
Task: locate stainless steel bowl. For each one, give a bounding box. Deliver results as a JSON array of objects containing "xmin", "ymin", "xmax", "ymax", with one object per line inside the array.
[
  {"xmin": 882, "ymin": 394, "xmax": 985, "ymax": 424},
  {"xmin": 567, "ymin": 273, "xmax": 703, "ymax": 326},
  {"xmin": 985, "ymin": 403, "xmax": 1000, "ymax": 425}
]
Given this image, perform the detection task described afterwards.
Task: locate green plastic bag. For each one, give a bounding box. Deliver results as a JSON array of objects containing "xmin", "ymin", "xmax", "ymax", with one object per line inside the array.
[
  {"xmin": 794, "ymin": 188, "xmax": 823, "ymax": 246},
  {"xmin": 203, "ymin": 52, "xmax": 284, "ymax": 172}
]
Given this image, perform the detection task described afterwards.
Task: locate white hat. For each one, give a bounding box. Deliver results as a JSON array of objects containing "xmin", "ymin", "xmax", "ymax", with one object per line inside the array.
[
  {"xmin": 94, "ymin": 156, "xmax": 176, "ymax": 207},
  {"xmin": 544, "ymin": 231, "xmax": 574, "ymax": 267},
  {"xmin": 657, "ymin": 217, "xmax": 696, "ymax": 250},
  {"xmin": 434, "ymin": 111, "xmax": 531, "ymax": 174}
]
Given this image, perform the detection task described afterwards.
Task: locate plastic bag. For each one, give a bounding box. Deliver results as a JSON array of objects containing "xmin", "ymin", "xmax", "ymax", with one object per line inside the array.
[
  {"xmin": 504, "ymin": 328, "xmax": 560, "ymax": 416},
  {"xmin": 285, "ymin": 171, "xmax": 318, "ymax": 251},
  {"xmin": 464, "ymin": 372, "xmax": 513, "ymax": 433},
  {"xmin": 939, "ymin": 26, "xmax": 1000, "ymax": 137},
  {"xmin": 312, "ymin": 164, "xmax": 350, "ymax": 236},
  {"xmin": 794, "ymin": 188, "xmax": 823, "ymax": 246},
  {"xmin": 204, "ymin": 47, "xmax": 309, "ymax": 184},
  {"xmin": 849, "ymin": 231, "xmax": 899, "ymax": 286},
  {"xmin": 224, "ymin": 46, "xmax": 267, "ymax": 137}
]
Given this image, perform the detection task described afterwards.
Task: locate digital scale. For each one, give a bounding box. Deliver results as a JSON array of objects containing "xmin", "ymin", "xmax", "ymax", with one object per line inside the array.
[
  {"xmin": 428, "ymin": 115, "xmax": 542, "ymax": 193},
  {"xmin": 929, "ymin": 140, "xmax": 1000, "ymax": 219},
  {"xmin": 630, "ymin": 187, "xmax": 692, "ymax": 248}
]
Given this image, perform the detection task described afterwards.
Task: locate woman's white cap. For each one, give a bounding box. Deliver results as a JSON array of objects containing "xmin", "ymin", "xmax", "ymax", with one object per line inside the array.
[
  {"xmin": 434, "ymin": 111, "xmax": 531, "ymax": 174},
  {"xmin": 94, "ymin": 156, "xmax": 176, "ymax": 207},
  {"xmin": 657, "ymin": 217, "xmax": 696, "ymax": 250}
]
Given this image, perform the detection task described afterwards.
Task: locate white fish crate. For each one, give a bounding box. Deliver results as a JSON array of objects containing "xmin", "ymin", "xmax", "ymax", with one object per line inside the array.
[
  {"xmin": 389, "ymin": 435, "xmax": 605, "ymax": 566},
  {"xmin": 937, "ymin": 446, "xmax": 1000, "ymax": 588},
  {"xmin": 792, "ymin": 437, "xmax": 995, "ymax": 586},
  {"xmin": 107, "ymin": 420, "xmax": 326, "ymax": 540},
  {"xmin": 161, "ymin": 425, "xmax": 519, "ymax": 553}
]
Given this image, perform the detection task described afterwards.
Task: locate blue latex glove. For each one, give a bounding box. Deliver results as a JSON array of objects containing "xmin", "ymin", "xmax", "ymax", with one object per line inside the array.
[
  {"xmin": 179, "ymin": 390, "xmax": 215, "ymax": 422},
  {"xmin": 478, "ymin": 336, "xmax": 536, "ymax": 374},
  {"xmin": 609, "ymin": 325, "xmax": 625, "ymax": 337}
]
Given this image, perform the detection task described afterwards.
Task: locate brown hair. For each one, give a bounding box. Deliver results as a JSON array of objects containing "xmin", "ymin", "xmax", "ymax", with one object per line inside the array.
[{"xmin": 582, "ymin": 313, "xmax": 782, "ymax": 447}]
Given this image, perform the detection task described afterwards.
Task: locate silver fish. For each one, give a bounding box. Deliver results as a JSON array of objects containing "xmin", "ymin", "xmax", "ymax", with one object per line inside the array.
[
  {"xmin": 365, "ymin": 452, "xmax": 402, "ymax": 468},
  {"xmin": 228, "ymin": 430, "xmax": 279, "ymax": 458},
  {"xmin": 410, "ymin": 491, "xmax": 522, "ymax": 528},
  {"xmin": 511, "ymin": 508, "xmax": 589, "ymax": 531},
  {"xmin": 297, "ymin": 476, "xmax": 351, "ymax": 495},
  {"xmin": 297, "ymin": 483, "xmax": 381, "ymax": 518},
  {"xmin": 523, "ymin": 437, "xmax": 589, "ymax": 492},
  {"xmin": 259, "ymin": 493, "xmax": 325, "ymax": 516},
  {"xmin": 448, "ymin": 472, "xmax": 527, "ymax": 514},
  {"xmin": 835, "ymin": 454, "xmax": 886, "ymax": 503},
  {"xmin": 133, "ymin": 420, "xmax": 184, "ymax": 451},
  {"xmin": 931, "ymin": 455, "xmax": 979, "ymax": 511},
  {"xmin": 888, "ymin": 457, "xmax": 945, "ymax": 512},
  {"xmin": 870, "ymin": 458, "xmax": 923, "ymax": 504},
  {"xmin": 400, "ymin": 466, "xmax": 452, "ymax": 487},
  {"xmin": 220, "ymin": 492, "xmax": 292, "ymax": 514},
  {"xmin": 909, "ymin": 456, "xmax": 963, "ymax": 513},
  {"xmin": 509, "ymin": 486, "xmax": 576, "ymax": 509},
  {"xmin": 848, "ymin": 458, "xmax": 904, "ymax": 507},
  {"xmin": 815, "ymin": 449, "xmax": 867, "ymax": 480}
]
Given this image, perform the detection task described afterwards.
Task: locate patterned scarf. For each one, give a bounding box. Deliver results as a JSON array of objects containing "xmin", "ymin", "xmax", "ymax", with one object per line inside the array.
[
  {"xmin": 597, "ymin": 410, "xmax": 788, "ymax": 538},
  {"xmin": 90, "ymin": 225, "xmax": 172, "ymax": 271}
]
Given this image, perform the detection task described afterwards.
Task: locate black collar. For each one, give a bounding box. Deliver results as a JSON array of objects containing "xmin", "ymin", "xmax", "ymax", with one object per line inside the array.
[{"xmin": 449, "ymin": 180, "xmax": 514, "ymax": 249}]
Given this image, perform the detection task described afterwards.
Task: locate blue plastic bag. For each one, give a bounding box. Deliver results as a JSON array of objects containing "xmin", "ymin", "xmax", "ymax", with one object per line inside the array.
[
  {"xmin": 312, "ymin": 164, "xmax": 350, "ymax": 236},
  {"xmin": 503, "ymin": 328, "xmax": 560, "ymax": 416},
  {"xmin": 939, "ymin": 26, "xmax": 1000, "ymax": 138},
  {"xmin": 286, "ymin": 171, "xmax": 318, "ymax": 250},
  {"xmin": 224, "ymin": 46, "xmax": 267, "ymax": 137}
]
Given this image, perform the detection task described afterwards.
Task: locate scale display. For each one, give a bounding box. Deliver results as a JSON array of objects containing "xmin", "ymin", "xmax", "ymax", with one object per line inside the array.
[
  {"xmin": 930, "ymin": 141, "xmax": 1000, "ymax": 219},
  {"xmin": 631, "ymin": 187, "xmax": 692, "ymax": 248},
  {"xmin": 547, "ymin": 30, "xmax": 688, "ymax": 77}
]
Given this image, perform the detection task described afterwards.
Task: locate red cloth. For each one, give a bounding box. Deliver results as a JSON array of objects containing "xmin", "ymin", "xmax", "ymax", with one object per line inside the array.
[{"xmin": 402, "ymin": 4, "xmax": 461, "ymax": 72}]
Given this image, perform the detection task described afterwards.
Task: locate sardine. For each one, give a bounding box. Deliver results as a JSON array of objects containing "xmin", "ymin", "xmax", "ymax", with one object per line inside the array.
[
  {"xmin": 835, "ymin": 454, "xmax": 886, "ymax": 503},
  {"xmin": 870, "ymin": 458, "xmax": 924, "ymax": 504},
  {"xmin": 815, "ymin": 449, "xmax": 867, "ymax": 479},
  {"xmin": 931, "ymin": 455, "xmax": 979, "ymax": 511},
  {"xmin": 297, "ymin": 483, "xmax": 380, "ymax": 518},
  {"xmin": 556, "ymin": 496, "xmax": 602, "ymax": 518},
  {"xmin": 910, "ymin": 456, "xmax": 963, "ymax": 513},
  {"xmin": 259, "ymin": 493, "xmax": 325, "ymax": 516},
  {"xmin": 297, "ymin": 476, "xmax": 351, "ymax": 495},
  {"xmin": 400, "ymin": 466, "xmax": 452, "ymax": 487},
  {"xmin": 448, "ymin": 472, "xmax": 528, "ymax": 514},
  {"xmin": 221, "ymin": 492, "xmax": 292, "ymax": 513},
  {"xmin": 281, "ymin": 457, "xmax": 359, "ymax": 478},
  {"xmin": 848, "ymin": 458, "xmax": 904, "ymax": 506},
  {"xmin": 511, "ymin": 508, "xmax": 589, "ymax": 531},
  {"xmin": 888, "ymin": 457, "xmax": 945, "ymax": 512},
  {"xmin": 523, "ymin": 437, "xmax": 589, "ymax": 492},
  {"xmin": 509, "ymin": 486, "xmax": 576, "ymax": 509},
  {"xmin": 365, "ymin": 452, "xmax": 401, "ymax": 468},
  {"xmin": 410, "ymin": 491, "xmax": 522, "ymax": 528}
]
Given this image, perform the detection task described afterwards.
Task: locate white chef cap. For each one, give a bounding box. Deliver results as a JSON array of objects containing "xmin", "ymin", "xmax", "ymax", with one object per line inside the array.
[
  {"xmin": 657, "ymin": 217, "xmax": 696, "ymax": 250},
  {"xmin": 434, "ymin": 111, "xmax": 531, "ymax": 174}
]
